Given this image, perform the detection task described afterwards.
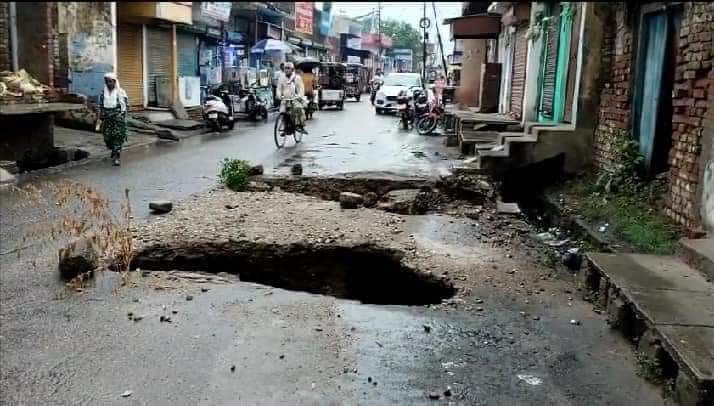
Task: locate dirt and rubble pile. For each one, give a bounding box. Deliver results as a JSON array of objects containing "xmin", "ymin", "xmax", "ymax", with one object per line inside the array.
[{"xmin": 0, "ymin": 69, "xmax": 51, "ymax": 103}]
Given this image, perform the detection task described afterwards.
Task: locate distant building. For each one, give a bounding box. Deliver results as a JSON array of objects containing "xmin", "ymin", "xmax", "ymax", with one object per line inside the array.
[{"xmin": 388, "ymin": 49, "xmax": 414, "ymax": 73}]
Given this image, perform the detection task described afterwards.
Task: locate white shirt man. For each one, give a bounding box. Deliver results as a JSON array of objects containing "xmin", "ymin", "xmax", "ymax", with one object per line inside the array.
[{"xmin": 276, "ymin": 62, "xmax": 307, "ymax": 133}]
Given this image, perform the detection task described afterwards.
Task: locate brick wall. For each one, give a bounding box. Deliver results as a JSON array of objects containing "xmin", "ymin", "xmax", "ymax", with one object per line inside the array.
[
  {"xmin": 591, "ymin": 3, "xmax": 713, "ymax": 232},
  {"xmin": 0, "ymin": 2, "xmax": 10, "ymax": 72},
  {"xmin": 15, "ymin": 2, "xmax": 54, "ymax": 87},
  {"xmin": 665, "ymin": 2, "xmax": 713, "ymax": 231},
  {"xmin": 592, "ymin": 3, "xmax": 634, "ymax": 170}
]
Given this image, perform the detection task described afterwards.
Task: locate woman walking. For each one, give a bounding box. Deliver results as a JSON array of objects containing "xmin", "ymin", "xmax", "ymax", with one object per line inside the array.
[{"xmin": 98, "ymin": 73, "xmax": 128, "ymax": 166}]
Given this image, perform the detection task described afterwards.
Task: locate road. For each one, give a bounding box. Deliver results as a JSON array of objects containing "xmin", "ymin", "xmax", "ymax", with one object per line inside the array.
[{"xmin": 0, "ymin": 99, "xmax": 663, "ymax": 405}]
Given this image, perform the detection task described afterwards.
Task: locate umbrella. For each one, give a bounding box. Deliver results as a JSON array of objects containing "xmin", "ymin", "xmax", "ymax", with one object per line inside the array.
[
  {"xmin": 295, "ymin": 56, "xmax": 321, "ymax": 70},
  {"xmin": 250, "ymin": 39, "xmax": 293, "ymax": 54}
]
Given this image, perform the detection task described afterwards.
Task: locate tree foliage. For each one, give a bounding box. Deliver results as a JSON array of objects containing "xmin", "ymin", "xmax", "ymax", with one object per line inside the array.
[
  {"xmin": 381, "ymin": 19, "xmax": 423, "ymax": 60},
  {"xmin": 358, "ymin": 17, "xmax": 423, "ymax": 60}
]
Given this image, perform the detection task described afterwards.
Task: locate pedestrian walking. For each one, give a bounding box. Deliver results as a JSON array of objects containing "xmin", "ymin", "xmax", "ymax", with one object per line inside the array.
[
  {"xmin": 98, "ymin": 72, "xmax": 128, "ymax": 166},
  {"xmin": 434, "ymin": 74, "xmax": 446, "ymax": 105}
]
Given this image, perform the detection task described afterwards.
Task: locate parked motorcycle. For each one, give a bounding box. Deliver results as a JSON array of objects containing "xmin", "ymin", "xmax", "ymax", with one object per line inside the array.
[
  {"xmin": 396, "ymin": 90, "xmax": 414, "ymax": 130},
  {"xmin": 396, "ymin": 88, "xmax": 428, "ymax": 130},
  {"xmin": 203, "ymin": 86, "xmax": 235, "ymax": 132},
  {"xmin": 236, "ymin": 84, "xmax": 269, "ymax": 122},
  {"xmin": 413, "ymin": 89, "xmax": 430, "ymax": 117},
  {"xmin": 415, "ymin": 101, "xmax": 445, "ymax": 135}
]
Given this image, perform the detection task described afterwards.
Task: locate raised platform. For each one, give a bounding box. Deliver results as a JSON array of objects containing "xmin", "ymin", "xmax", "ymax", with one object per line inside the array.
[
  {"xmin": 586, "ymin": 252, "xmax": 714, "ymax": 406},
  {"xmin": 0, "ymin": 102, "xmax": 84, "ymax": 115},
  {"xmin": 680, "ymin": 238, "xmax": 714, "ymax": 281}
]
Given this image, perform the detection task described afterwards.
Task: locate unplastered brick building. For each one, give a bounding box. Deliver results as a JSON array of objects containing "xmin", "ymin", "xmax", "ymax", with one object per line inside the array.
[{"xmin": 592, "ymin": 2, "xmax": 713, "ymax": 233}]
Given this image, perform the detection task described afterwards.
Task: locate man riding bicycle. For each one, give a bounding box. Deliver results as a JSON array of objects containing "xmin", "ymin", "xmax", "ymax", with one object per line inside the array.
[{"xmin": 276, "ymin": 62, "xmax": 307, "ymax": 135}]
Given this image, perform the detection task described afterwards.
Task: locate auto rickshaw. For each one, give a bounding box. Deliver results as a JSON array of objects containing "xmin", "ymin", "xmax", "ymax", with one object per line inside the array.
[
  {"xmin": 317, "ymin": 62, "xmax": 346, "ymax": 110},
  {"xmin": 295, "ymin": 57, "xmax": 321, "ymax": 119},
  {"xmin": 344, "ymin": 62, "xmax": 365, "ymax": 101}
]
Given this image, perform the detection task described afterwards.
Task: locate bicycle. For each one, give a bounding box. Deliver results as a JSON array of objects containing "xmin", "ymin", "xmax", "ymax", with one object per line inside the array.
[{"xmin": 274, "ymin": 98, "xmax": 305, "ymax": 148}]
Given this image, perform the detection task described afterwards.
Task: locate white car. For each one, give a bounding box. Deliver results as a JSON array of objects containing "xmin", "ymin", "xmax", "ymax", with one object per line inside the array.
[{"xmin": 374, "ymin": 73, "xmax": 423, "ymax": 114}]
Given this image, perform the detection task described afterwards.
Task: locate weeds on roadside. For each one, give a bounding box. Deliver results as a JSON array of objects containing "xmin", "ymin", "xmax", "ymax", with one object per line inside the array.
[
  {"xmin": 559, "ymin": 138, "xmax": 679, "ymax": 255},
  {"xmin": 218, "ymin": 158, "xmax": 251, "ymax": 191},
  {"xmin": 564, "ymin": 175, "xmax": 678, "ymax": 254},
  {"xmin": 14, "ymin": 181, "xmax": 134, "ymax": 287},
  {"xmin": 636, "ymin": 352, "xmax": 664, "ymax": 382}
]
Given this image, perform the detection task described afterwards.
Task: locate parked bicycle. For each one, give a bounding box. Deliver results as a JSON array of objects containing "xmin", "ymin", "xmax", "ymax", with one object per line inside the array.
[{"xmin": 274, "ymin": 98, "xmax": 304, "ymax": 148}]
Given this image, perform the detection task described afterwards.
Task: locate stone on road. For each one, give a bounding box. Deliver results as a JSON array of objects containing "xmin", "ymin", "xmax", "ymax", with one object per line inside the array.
[
  {"xmin": 149, "ymin": 200, "xmax": 173, "ymax": 214},
  {"xmin": 363, "ymin": 191, "xmax": 378, "ymax": 208},
  {"xmin": 339, "ymin": 192, "xmax": 363, "ymax": 209},
  {"xmin": 380, "ymin": 189, "xmax": 427, "ymax": 214},
  {"xmin": 248, "ymin": 164, "xmax": 264, "ymax": 176}
]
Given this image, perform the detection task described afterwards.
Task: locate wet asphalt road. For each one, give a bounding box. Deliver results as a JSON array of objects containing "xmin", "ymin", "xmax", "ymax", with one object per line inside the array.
[
  {"xmin": 4, "ymin": 99, "xmax": 456, "ymax": 226},
  {"xmin": 0, "ymin": 99, "xmax": 663, "ymax": 405}
]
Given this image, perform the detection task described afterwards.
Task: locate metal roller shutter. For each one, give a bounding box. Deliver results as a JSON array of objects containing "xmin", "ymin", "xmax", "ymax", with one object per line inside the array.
[
  {"xmin": 177, "ymin": 32, "xmax": 197, "ymax": 78},
  {"xmin": 539, "ymin": 11, "xmax": 560, "ymax": 120},
  {"xmin": 117, "ymin": 24, "xmax": 144, "ymax": 109},
  {"xmin": 510, "ymin": 24, "xmax": 528, "ymax": 119},
  {"xmin": 146, "ymin": 26, "xmax": 172, "ymax": 106}
]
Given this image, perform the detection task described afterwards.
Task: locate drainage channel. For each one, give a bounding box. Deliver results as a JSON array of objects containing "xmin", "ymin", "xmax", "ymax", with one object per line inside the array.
[{"xmin": 131, "ymin": 242, "xmax": 455, "ymax": 306}]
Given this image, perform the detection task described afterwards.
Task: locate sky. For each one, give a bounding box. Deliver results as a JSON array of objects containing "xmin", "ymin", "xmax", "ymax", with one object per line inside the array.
[{"xmin": 316, "ymin": 2, "xmax": 463, "ymax": 56}]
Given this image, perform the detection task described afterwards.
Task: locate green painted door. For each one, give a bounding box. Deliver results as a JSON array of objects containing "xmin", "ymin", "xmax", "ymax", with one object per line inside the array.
[{"xmin": 537, "ymin": 3, "xmax": 573, "ymax": 123}]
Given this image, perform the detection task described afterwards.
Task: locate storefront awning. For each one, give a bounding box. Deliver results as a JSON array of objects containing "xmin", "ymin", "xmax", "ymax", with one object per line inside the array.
[{"xmin": 443, "ymin": 13, "xmax": 501, "ymax": 40}]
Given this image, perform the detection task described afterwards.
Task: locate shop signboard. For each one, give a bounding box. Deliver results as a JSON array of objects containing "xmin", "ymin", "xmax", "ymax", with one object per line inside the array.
[
  {"xmin": 205, "ymin": 2, "xmax": 232, "ymax": 22},
  {"xmin": 201, "ymin": 2, "xmax": 232, "ymax": 22},
  {"xmin": 226, "ymin": 31, "xmax": 245, "ymax": 44},
  {"xmin": 295, "ymin": 2, "xmax": 313, "ymax": 35}
]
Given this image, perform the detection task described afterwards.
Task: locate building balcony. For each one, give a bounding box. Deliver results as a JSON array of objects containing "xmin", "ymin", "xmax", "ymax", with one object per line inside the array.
[{"xmin": 118, "ymin": 2, "xmax": 193, "ymax": 25}]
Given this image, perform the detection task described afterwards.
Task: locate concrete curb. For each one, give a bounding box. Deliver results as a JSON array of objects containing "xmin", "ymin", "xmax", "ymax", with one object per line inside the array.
[{"xmin": 584, "ymin": 253, "xmax": 714, "ymax": 406}]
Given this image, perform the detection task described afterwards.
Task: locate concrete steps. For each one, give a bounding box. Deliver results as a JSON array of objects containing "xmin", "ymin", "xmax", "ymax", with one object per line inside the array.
[
  {"xmin": 680, "ymin": 238, "xmax": 714, "ymax": 281},
  {"xmin": 476, "ymin": 122, "xmax": 567, "ymax": 160},
  {"xmin": 585, "ymin": 252, "xmax": 714, "ymax": 405}
]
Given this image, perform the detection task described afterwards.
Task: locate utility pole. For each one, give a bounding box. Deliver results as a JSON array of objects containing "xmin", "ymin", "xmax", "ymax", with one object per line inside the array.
[
  {"xmin": 377, "ymin": 1, "xmax": 382, "ymax": 71},
  {"xmin": 432, "ymin": 2, "xmax": 448, "ymax": 78},
  {"xmin": 422, "ymin": 2, "xmax": 427, "ymax": 84}
]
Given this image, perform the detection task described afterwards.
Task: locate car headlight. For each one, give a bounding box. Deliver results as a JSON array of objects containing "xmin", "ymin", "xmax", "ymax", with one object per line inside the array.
[{"xmin": 377, "ymin": 91, "xmax": 385, "ymax": 99}]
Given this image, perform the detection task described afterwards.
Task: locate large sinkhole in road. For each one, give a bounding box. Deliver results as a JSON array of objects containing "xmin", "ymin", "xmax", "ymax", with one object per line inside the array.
[{"xmin": 132, "ymin": 243, "xmax": 455, "ymax": 305}]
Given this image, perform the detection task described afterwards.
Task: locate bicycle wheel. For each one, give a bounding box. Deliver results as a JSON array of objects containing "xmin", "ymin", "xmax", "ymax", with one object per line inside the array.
[{"xmin": 274, "ymin": 113, "xmax": 287, "ymax": 148}]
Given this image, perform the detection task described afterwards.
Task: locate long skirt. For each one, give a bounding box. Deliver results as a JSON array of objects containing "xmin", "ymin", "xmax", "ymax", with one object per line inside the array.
[{"xmin": 102, "ymin": 108, "xmax": 127, "ymax": 155}]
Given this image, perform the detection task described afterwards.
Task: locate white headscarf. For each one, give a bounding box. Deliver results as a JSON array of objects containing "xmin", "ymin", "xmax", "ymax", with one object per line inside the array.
[{"xmin": 103, "ymin": 72, "xmax": 127, "ymax": 112}]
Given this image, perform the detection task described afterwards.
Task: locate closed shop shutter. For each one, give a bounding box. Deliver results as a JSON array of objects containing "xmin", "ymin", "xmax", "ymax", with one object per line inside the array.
[
  {"xmin": 539, "ymin": 11, "xmax": 560, "ymax": 120},
  {"xmin": 117, "ymin": 24, "xmax": 144, "ymax": 109},
  {"xmin": 510, "ymin": 24, "xmax": 528, "ymax": 119},
  {"xmin": 177, "ymin": 32, "xmax": 197, "ymax": 78},
  {"xmin": 146, "ymin": 26, "xmax": 172, "ymax": 106}
]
